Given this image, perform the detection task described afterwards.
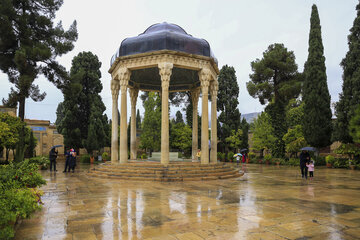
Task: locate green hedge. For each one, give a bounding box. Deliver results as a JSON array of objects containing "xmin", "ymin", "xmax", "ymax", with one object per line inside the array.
[
  {"xmin": 0, "ymin": 160, "xmax": 46, "ymax": 239},
  {"xmin": 80, "ymin": 154, "xmax": 90, "ymax": 163},
  {"xmin": 29, "ymin": 156, "xmax": 50, "ymax": 170}
]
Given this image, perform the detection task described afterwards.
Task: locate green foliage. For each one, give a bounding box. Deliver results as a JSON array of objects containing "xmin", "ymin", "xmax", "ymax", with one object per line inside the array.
[
  {"xmin": 251, "ymin": 112, "xmax": 277, "ymax": 153},
  {"xmin": 141, "ymin": 153, "xmax": 148, "ymax": 160},
  {"xmin": 303, "ymin": 5, "xmax": 332, "ymax": 148},
  {"xmin": 286, "ymin": 100, "xmax": 304, "ymax": 128},
  {"xmin": 217, "ymin": 65, "xmax": 241, "ymax": 151},
  {"xmin": 248, "ymin": 152, "xmax": 256, "ymax": 160},
  {"xmin": 283, "ymin": 125, "xmax": 307, "ymax": 155},
  {"xmin": 101, "ymin": 152, "xmax": 109, "ymax": 161},
  {"xmin": 227, "ymin": 151, "xmax": 235, "ymax": 162},
  {"xmin": 0, "ymin": 0, "xmax": 78, "ymax": 162},
  {"xmin": 24, "ymin": 130, "xmax": 37, "ymax": 158},
  {"xmin": 225, "ymin": 129, "xmax": 243, "ymax": 151},
  {"xmin": 170, "ymin": 122, "xmax": 192, "ymax": 155},
  {"xmin": 247, "ymin": 43, "xmax": 302, "ymax": 157},
  {"xmin": 0, "ymin": 113, "xmax": 24, "ymax": 154},
  {"xmin": 334, "ymin": 2, "xmax": 360, "ymax": 143},
  {"xmin": 325, "ymin": 155, "xmax": 335, "ymax": 164},
  {"xmin": 29, "ymin": 156, "xmax": 50, "ymax": 170},
  {"xmin": 264, "ymin": 154, "xmax": 272, "ymax": 162},
  {"xmin": 349, "ymin": 104, "xmax": 360, "ymax": 143},
  {"xmin": 57, "ymin": 52, "xmax": 109, "ymax": 151},
  {"xmin": 334, "ymin": 143, "xmax": 360, "ymax": 159},
  {"xmin": 80, "ymin": 154, "xmax": 90, "ymax": 164},
  {"xmin": 175, "ymin": 111, "xmax": 184, "ymax": 124},
  {"xmin": 0, "ymin": 160, "xmax": 45, "ymax": 239},
  {"xmin": 333, "ymin": 158, "xmax": 349, "ymax": 168},
  {"xmin": 140, "ymin": 92, "xmax": 161, "ymax": 151},
  {"xmin": 136, "ymin": 109, "xmax": 141, "ymax": 129}
]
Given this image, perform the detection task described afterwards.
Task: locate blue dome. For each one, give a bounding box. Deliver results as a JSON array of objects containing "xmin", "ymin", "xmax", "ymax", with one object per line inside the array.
[{"xmin": 111, "ymin": 22, "xmax": 217, "ymax": 66}]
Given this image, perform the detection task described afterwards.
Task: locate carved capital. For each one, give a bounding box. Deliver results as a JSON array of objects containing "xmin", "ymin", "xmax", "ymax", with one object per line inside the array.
[
  {"xmin": 210, "ymin": 81, "xmax": 219, "ymax": 99},
  {"xmin": 111, "ymin": 79, "xmax": 120, "ymax": 100},
  {"xmin": 158, "ymin": 62, "xmax": 173, "ymax": 89},
  {"xmin": 191, "ymin": 88, "xmax": 200, "ymax": 106},
  {"xmin": 129, "ymin": 88, "xmax": 139, "ymax": 107},
  {"xmin": 199, "ymin": 68, "xmax": 211, "ymax": 92}
]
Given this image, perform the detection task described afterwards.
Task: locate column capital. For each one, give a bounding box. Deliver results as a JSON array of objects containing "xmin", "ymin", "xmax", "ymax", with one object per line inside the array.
[
  {"xmin": 191, "ymin": 88, "xmax": 200, "ymax": 106},
  {"xmin": 158, "ymin": 62, "xmax": 173, "ymax": 89},
  {"xmin": 111, "ymin": 79, "xmax": 120, "ymax": 99},
  {"xmin": 117, "ymin": 67, "xmax": 131, "ymax": 90},
  {"xmin": 210, "ymin": 81, "xmax": 219, "ymax": 98},
  {"xmin": 199, "ymin": 68, "xmax": 211, "ymax": 90},
  {"xmin": 129, "ymin": 88, "xmax": 139, "ymax": 107}
]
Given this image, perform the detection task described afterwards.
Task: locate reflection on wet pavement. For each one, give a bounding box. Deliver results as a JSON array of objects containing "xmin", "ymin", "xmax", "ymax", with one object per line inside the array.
[{"xmin": 14, "ymin": 163, "xmax": 360, "ymax": 239}]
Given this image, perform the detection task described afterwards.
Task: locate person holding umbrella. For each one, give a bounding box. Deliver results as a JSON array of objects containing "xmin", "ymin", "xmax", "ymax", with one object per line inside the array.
[
  {"xmin": 49, "ymin": 147, "xmax": 58, "ymax": 172},
  {"xmin": 299, "ymin": 150, "xmax": 310, "ymax": 179}
]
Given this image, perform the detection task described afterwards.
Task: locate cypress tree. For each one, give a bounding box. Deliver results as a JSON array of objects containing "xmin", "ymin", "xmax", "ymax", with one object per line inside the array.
[
  {"xmin": 303, "ymin": 4, "xmax": 332, "ymax": 148},
  {"xmin": 136, "ymin": 109, "xmax": 141, "ymax": 129},
  {"xmin": 334, "ymin": 2, "xmax": 360, "ymax": 143}
]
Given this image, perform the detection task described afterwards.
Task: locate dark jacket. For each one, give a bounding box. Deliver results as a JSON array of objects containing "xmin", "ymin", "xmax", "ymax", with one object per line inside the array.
[
  {"xmin": 49, "ymin": 149, "xmax": 58, "ymax": 161},
  {"xmin": 299, "ymin": 151, "xmax": 310, "ymax": 166}
]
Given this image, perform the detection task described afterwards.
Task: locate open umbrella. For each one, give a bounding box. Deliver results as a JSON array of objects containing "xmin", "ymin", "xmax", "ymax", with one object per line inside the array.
[
  {"xmin": 233, "ymin": 153, "xmax": 242, "ymax": 157},
  {"xmin": 51, "ymin": 145, "xmax": 63, "ymax": 149},
  {"xmin": 300, "ymin": 147, "xmax": 317, "ymax": 152},
  {"xmin": 240, "ymin": 148, "xmax": 248, "ymax": 153}
]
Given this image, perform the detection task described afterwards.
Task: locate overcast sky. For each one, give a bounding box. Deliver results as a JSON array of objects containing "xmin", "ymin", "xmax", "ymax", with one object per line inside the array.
[{"xmin": 0, "ymin": 0, "xmax": 358, "ymax": 123}]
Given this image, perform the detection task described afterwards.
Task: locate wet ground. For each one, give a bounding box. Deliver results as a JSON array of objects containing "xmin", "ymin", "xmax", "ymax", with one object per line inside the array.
[{"xmin": 14, "ymin": 162, "xmax": 360, "ymax": 240}]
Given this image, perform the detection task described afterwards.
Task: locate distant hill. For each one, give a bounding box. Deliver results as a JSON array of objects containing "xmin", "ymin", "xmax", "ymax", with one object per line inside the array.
[{"xmin": 242, "ymin": 112, "xmax": 261, "ymax": 123}]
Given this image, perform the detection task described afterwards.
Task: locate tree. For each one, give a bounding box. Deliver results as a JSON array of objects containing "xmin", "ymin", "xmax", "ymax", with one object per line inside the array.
[
  {"xmin": 225, "ymin": 129, "xmax": 243, "ymax": 152},
  {"xmin": 302, "ymin": 4, "xmax": 332, "ymax": 148},
  {"xmin": 0, "ymin": 113, "xmax": 24, "ymax": 160},
  {"xmin": 170, "ymin": 122, "xmax": 192, "ymax": 155},
  {"xmin": 240, "ymin": 118, "xmax": 249, "ymax": 150},
  {"xmin": 217, "ymin": 65, "xmax": 241, "ymax": 152},
  {"xmin": 0, "ymin": 0, "xmax": 78, "ymax": 161},
  {"xmin": 349, "ymin": 104, "xmax": 360, "ymax": 143},
  {"xmin": 286, "ymin": 99, "xmax": 304, "ymax": 128},
  {"xmin": 247, "ymin": 43, "xmax": 301, "ymax": 157},
  {"xmin": 334, "ymin": 2, "xmax": 360, "ymax": 143},
  {"xmin": 140, "ymin": 92, "xmax": 161, "ymax": 152},
  {"xmin": 24, "ymin": 130, "xmax": 37, "ymax": 158},
  {"xmin": 251, "ymin": 112, "xmax": 277, "ymax": 156},
  {"xmin": 175, "ymin": 111, "xmax": 184, "ymax": 124},
  {"xmin": 283, "ymin": 125, "xmax": 307, "ymax": 157},
  {"xmin": 56, "ymin": 52, "xmax": 109, "ymax": 152},
  {"xmin": 136, "ymin": 109, "xmax": 141, "ymax": 129}
]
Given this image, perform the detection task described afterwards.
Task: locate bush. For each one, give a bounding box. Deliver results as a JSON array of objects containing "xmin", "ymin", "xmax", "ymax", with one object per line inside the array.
[
  {"xmin": 29, "ymin": 156, "xmax": 50, "ymax": 170},
  {"xmin": 264, "ymin": 154, "xmax": 272, "ymax": 162},
  {"xmin": 80, "ymin": 154, "xmax": 90, "ymax": 163},
  {"xmin": 333, "ymin": 158, "xmax": 349, "ymax": 168},
  {"xmin": 314, "ymin": 156, "xmax": 325, "ymax": 166},
  {"xmin": 141, "ymin": 153, "xmax": 148, "ymax": 160},
  {"xmin": 325, "ymin": 155, "xmax": 335, "ymax": 164},
  {"xmin": 227, "ymin": 151, "xmax": 234, "ymax": 162},
  {"xmin": 101, "ymin": 152, "xmax": 109, "ymax": 161},
  {"xmin": 248, "ymin": 152, "xmax": 256, "ymax": 160},
  {"xmin": 0, "ymin": 160, "xmax": 46, "ymax": 239}
]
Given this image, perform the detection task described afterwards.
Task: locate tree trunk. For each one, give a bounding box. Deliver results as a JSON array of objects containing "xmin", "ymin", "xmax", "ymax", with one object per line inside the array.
[{"xmin": 15, "ymin": 97, "xmax": 26, "ymax": 162}]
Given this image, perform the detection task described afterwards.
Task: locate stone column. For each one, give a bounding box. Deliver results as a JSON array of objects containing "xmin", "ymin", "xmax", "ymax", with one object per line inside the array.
[
  {"xmin": 119, "ymin": 68, "xmax": 131, "ymax": 164},
  {"xmin": 111, "ymin": 79, "xmax": 120, "ymax": 164},
  {"xmin": 199, "ymin": 68, "xmax": 210, "ymax": 164},
  {"xmin": 129, "ymin": 88, "xmax": 139, "ymax": 160},
  {"xmin": 191, "ymin": 88, "xmax": 200, "ymax": 161},
  {"xmin": 158, "ymin": 62, "xmax": 173, "ymax": 165},
  {"xmin": 210, "ymin": 81, "xmax": 218, "ymax": 163}
]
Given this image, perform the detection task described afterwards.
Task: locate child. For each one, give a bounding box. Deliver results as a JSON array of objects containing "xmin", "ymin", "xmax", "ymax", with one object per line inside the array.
[
  {"xmin": 306, "ymin": 160, "xmax": 315, "ymax": 180},
  {"xmin": 236, "ymin": 155, "xmax": 240, "ymax": 166}
]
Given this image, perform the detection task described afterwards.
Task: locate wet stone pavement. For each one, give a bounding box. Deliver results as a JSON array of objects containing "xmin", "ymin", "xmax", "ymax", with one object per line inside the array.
[{"xmin": 14, "ymin": 162, "xmax": 360, "ymax": 240}]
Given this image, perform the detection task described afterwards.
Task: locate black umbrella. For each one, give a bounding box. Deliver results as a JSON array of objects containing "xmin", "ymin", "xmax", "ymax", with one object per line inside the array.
[
  {"xmin": 240, "ymin": 148, "xmax": 248, "ymax": 152},
  {"xmin": 300, "ymin": 147, "xmax": 317, "ymax": 152},
  {"xmin": 51, "ymin": 145, "xmax": 63, "ymax": 149}
]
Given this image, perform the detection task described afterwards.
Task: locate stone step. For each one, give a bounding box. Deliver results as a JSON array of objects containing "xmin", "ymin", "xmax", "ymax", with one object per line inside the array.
[{"xmin": 91, "ymin": 167, "xmax": 235, "ymax": 175}]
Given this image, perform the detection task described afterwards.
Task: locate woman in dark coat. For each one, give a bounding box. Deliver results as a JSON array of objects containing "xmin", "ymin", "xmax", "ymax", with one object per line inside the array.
[
  {"xmin": 49, "ymin": 148, "xmax": 58, "ymax": 171},
  {"xmin": 299, "ymin": 150, "xmax": 310, "ymax": 179},
  {"xmin": 69, "ymin": 149, "xmax": 77, "ymax": 173}
]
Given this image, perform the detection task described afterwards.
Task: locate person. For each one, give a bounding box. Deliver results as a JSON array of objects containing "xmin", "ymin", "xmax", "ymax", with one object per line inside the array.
[
  {"xmin": 242, "ymin": 154, "xmax": 246, "ymax": 164},
  {"xmin": 196, "ymin": 149, "xmax": 201, "ymax": 162},
  {"xmin": 49, "ymin": 148, "xmax": 58, "ymax": 172},
  {"xmin": 236, "ymin": 154, "xmax": 240, "ymax": 166},
  {"xmin": 299, "ymin": 150, "xmax": 310, "ymax": 179},
  {"xmin": 69, "ymin": 149, "xmax": 77, "ymax": 173},
  {"xmin": 63, "ymin": 149, "xmax": 71, "ymax": 173},
  {"xmin": 306, "ymin": 160, "xmax": 315, "ymax": 180}
]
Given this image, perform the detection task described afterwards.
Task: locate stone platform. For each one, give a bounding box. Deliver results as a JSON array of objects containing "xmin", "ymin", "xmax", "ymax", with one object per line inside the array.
[{"xmin": 87, "ymin": 162, "xmax": 243, "ymax": 181}]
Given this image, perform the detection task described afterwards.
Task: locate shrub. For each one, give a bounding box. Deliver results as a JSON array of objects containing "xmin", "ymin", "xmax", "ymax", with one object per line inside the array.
[
  {"xmin": 227, "ymin": 151, "xmax": 234, "ymax": 162},
  {"xmin": 314, "ymin": 156, "xmax": 326, "ymax": 166},
  {"xmin": 333, "ymin": 158, "xmax": 349, "ymax": 168},
  {"xmin": 141, "ymin": 153, "xmax": 148, "ymax": 160},
  {"xmin": 29, "ymin": 156, "xmax": 50, "ymax": 170},
  {"xmin": 325, "ymin": 155, "xmax": 335, "ymax": 164},
  {"xmin": 264, "ymin": 154, "xmax": 272, "ymax": 162},
  {"xmin": 217, "ymin": 152, "xmax": 222, "ymax": 160},
  {"xmin": 248, "ymin": 152, "xmax": 256, "ymax": 160},
  {"xmin": 80, "ymin": 154, "xmax": 90, "ymax": 163},
  {"xmin": 101, "ymin": 152, "xmax": 109, "ymax": 161}
]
